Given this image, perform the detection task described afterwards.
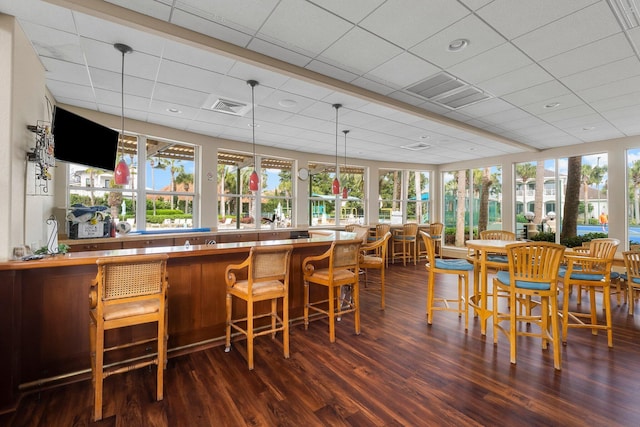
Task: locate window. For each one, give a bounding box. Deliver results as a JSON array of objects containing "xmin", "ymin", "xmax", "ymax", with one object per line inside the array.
[
  {"xmin": 379, "ymin": 169, "xmax": 430, "ymax": 224},
  {"xmin": 146, "ymin": 138, "xmax": 197, "ymax": 230},
  {"xmin": 307, "ymin": 162, "xmax": 365, "ymax": 226},
  {"xmin": 442, "ymin": 169, "xmax": 470, "ymax": 246},
  {"xmin": 217, "ymin": 151, "xmax": 293, "ymax": 229}
]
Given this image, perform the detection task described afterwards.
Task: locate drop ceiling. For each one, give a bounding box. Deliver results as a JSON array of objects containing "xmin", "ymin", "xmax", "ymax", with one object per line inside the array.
[{"xmin": 2, "ymin": 0, "xmax": 640, "ymax": 165}]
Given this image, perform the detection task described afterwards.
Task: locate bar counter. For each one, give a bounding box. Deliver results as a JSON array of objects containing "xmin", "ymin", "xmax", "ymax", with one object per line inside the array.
[{"xmin": 0, "ymin": 231, "xmax": 356, "ymax": 413}]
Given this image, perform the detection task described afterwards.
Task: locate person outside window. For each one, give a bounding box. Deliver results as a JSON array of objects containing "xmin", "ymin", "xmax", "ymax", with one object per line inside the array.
[{"xmin": 599, "ymin": 211, "xmax": 608, "ymax": 232}]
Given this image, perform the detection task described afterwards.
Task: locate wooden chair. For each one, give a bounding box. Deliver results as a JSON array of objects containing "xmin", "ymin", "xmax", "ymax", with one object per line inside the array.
[
  {"xmin": 572, "ymin": 242, "xmax": 624, "ymax": 306},
  {"xmin": 392, "ymin": 223, "xmax": 419, "ymax": 266},
  {"xmin": 360, "ymin": 231, "xmax": 392, "ymax": 309},
  {"xmin": 429, "ymin": 222, "xmax": 444, "ymax": 259},
  {"xmin": 369, "ymin": 223, "xmax": 391, "ymax": 266},
  {"xmin": 225, "ymin": 244, "xmax": 293, "ymax": 370},
  {"xmin": 468, "ymin": 229, "xmax": 517, "ymax": 302},
  {"xmin": 493, "ymin": 242, "xmax": 566, "ymax": 370},
  {"xmin": 421, "ymin": 232, "xmax": 473, "ymax": 330},
  {"xmin": 303, "ymin": 240, "xmax": 361, "ymax": 342},
  {"xmin": 345, "ymin": 224, "xmax": 370, "ymax": 245},
  {"xmin": 558, "ymin": 238, "xmax": 619, "ymax": 348},
  {"xmin": 89, "ymin": 253, "xmax": 169, "ymax": 421},
  {"xmin": 623, "ymin": 250, "xmax": 640, "ymax": 315}
]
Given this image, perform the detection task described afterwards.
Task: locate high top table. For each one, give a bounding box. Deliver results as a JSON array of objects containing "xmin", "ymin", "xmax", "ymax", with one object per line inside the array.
[{"xmin": 465, "ymin": 239, "xmax": 514, "ymax": 335}]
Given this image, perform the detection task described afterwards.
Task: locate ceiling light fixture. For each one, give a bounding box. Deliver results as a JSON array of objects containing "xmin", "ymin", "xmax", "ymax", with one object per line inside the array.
[
  {"xmin": 247, "ymin": 80, "xmax": 259, "ymax": 192},
  {"xmin": 447, "ymin": 38, "xmax": 469, "ymax": 52},
  {"xmin": 332, "ymin": 104, "xmax": 342, "ymax": 195},
  {"xmin": 342, "ymin": 129, "xmax": 349, "ymax": 199},
  {"xmin": 544, "ymin": 102, "xmax": 560, "ymax": 109},
  {"xmin": 113, "ymin": 43, "xmax": 133, "ymax": 186}
]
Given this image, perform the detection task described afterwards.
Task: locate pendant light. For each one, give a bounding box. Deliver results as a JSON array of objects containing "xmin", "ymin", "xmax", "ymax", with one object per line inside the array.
[
  {"xmin": 342, "ymin": 129, "xmax": 349, "ymax": 199},
  {"xmin": 332, "ymin": 104, "xmax": 342, "ymax": 195},
  {"xmin": 248, "ymin": 80, "xmax": 259, "ymax": 192},
  {"xmin": 113, "ymin": 43, "xmax": 132, "ymax": 186}
]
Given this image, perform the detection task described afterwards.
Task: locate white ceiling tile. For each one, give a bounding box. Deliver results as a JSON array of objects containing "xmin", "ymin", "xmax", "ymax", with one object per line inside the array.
[
  {"xmin": 148, "ymin": 99, "xmax": 199, "ymax": 119},
  {"xmin": 89, "ymin": 68, "xmax": 155, "ymax": 98},
  {"xmin": 512, "ymin": 2, "xmax": 621, "ymax": 61},
  {"xmin": 246, "ymin": 37, "xmax": 312, "ymax": 68},
  {"xmin": 560, "ymin": 56, "xmax": 640, "ymax": 92},
  {"xmin": 540, "ymin": 33, "xmax": 634, "ymax": 78},
  {"xmin": 54, "ymin": 97, "xmax": 97, "ymax": 111},
  {"xmin": 479, "ymin": 63, "xmax": 554, "ymax": 97},
  {"xmin": 170, "ymin": 9, "xmax": 253, "ymax": 47},
  {"xmin": 459, "ymin": 0, "xmax": 493, "ymax": 11},
  {"xmin": 105, "ymin": 0, "xmax": 172, "ymax": 21},
  {"xmin": 156, "ymin": 59, "xmax": 225, "ymax": 94},
  {"xmin": 152, "ymin": 83, "xmax": 210, "ymax": 109},
  {"xmin": 410, "ymin": 14, "xmax": 505, "ymax": 69},
  {"xmin": 448, "ymin": 43, "xmax": 532, "ymax": 85},
  {"xmin": 350, "ymin": 77, "xmax": 395, "ymax": 95},
  {"xmin": 161, "ymin": 39, "xmax": 235, "ymax": 74},
  {"xmin": 41, "ymin": 57, "xmax": 90, "ymax": 86},
  {"xmin": 80, "ymin": 37, "xmax": 161, "ymax": 80},
  {"xmin": 259, "ymin": 0, "xmax": 352, "ymax": 55},
  {"xmin": 577, "ymin": 75, "xmax": 640, "ymax": 103},
  {"xmin": 477, "ymin": 0, "xmax": 601, "ymax": 40},
  {"xmin": 319, "ymin": 27, "xmax": 403, "ymax": 74},
  {"xmin": 590, "ymin": 91, "xmax": 640, "ymax": 112},
  {"xmin": 519, "ymin": 93, "xmax": 585, "ymax": 116},
  {"xmin": 0, "ymin": 0, "xmax": 76, "ymax": 33},
  {"xmin": 20, "ymin": 22, "xmax": 84, "ymax": 64},
  {"xmin": 359, "ymin": 0, "xmax": 469, "ymax": 49},
  {"xmin": 502, "ymin": 80, "xmax": 571, "ymax": 107},
  {"xmin": 456, "ymin": 97, "xmax": 516, "ymax": 118},
  {"xmin": 47, "ymin": 80, "xmax": 95, "ymax": 102},
  {"xmin": 226, "ymin": 61, "xmax": 291, "ymax": 90},
  {"xmin": 310, "ymin": 0, "xmax": 386, "ymax": 23},
  {"xmin": 305, "ymin": 60, "xmax": 359, "ymax": 84},
  {"xmin": 174, "ymin": 0, "xmax": 279, "ymax": 31},
  {"xmin": 366, "ymin": 52, "xmax": 440, "ymax": 89}
]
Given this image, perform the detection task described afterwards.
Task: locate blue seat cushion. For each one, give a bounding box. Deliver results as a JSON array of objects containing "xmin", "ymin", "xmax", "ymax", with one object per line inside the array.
[
  {"xmin": 495, "ymin": 270, "xmax": 551, "ymax": 291},
  {"xmin": 558, "ymin": 266, "xmax": 604, "ymax": 281},
  {"xmin": 435, "ymin": 259, "xmax": 473, "ymax": 271},
  {"xmin": 487, "ymin": 254, "xmax": 508, "ymax": 263}
]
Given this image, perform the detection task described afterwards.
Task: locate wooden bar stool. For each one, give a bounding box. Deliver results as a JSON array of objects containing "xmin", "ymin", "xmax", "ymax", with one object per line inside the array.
[
  {"xmin": 89, "ymin": 254, "xmax": 169, "ymax": 421},
  {"xmin": 225, "ymin": 245, "xmax": 294, "ymax": 370},
  {"xmin": 392, "ymin": 223, "xmax": 418, "ymax": 266}
]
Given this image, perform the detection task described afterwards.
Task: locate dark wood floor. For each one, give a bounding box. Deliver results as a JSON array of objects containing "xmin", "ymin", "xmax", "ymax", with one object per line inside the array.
[{"xmin": 3, "ymin": 262, "xmax": 640, "ymax": 426}]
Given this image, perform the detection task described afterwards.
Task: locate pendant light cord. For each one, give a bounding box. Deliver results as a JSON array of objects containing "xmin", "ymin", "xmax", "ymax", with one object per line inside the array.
[
  {"xmin": 114, "ymin": 43, "xmax": 132, "ymax": 158},
  {"xmin": 252, "ymin": 82, "xmax": 256, "ymax": 168},
  {"xmin": 333, "ymin": 104, "xmax": 341, "ymax": 174}
]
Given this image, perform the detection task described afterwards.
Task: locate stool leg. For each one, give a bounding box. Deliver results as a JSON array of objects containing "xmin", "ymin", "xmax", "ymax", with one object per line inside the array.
[
  {"xmin": 283, "ymin": 293, "xmax": 290, "ymax": 359},
  {"xmin": 93, "ymin": 321, "xmax": 104, "ymax": 421},
  {"xmin": 156, "ymin": 317, "xmax": 165, "ymax": 401},
  {"xmin": 247, "ymin": 301, "xmax": 254, "ymax": 370},
  {"xmin": 225, "ymin": 293, "xmax": 232, "ymax": 351}
]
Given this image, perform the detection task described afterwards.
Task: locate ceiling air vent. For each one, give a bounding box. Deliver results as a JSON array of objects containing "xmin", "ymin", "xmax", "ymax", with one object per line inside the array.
[
  {"xmin": 203, "ymin": 95, "xmax": 251, "ymax": 116},
  {"xmin": 406, "ymin": 72, "xmax": 492, "ymax": 110},
  {"xmin": 401, "ymin": 142, "xmax": 431, "ymax": 151}
]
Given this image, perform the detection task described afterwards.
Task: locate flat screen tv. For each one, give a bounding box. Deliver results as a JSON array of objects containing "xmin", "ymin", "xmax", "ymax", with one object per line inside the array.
[{"xmin": 52, "ymin": 106, "xmax": 120, "ymax": 171}]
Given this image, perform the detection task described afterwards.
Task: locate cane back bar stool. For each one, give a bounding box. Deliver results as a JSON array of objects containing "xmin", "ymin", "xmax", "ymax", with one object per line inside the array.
[
  {"xmin": 89, "ymin": 253, "xmax": 169, "ymax": 421},
  {"xmin": 225, "ymin": 244, "xmax": 294, "ymax": 370},
  {"xmin": 303, "ymin": 240, "xmax": 361, "ymax": 342},
  {"xmin": 360, "ymin": 231, "xmax": 392, "ymax": 309},
  {"xmin": 392, "ymin": 223, "xmax": 419, "ymax": 266}
]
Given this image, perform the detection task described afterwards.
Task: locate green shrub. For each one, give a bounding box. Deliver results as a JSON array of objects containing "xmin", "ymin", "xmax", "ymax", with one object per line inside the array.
[{"xmin": 531, "ymin": 231, "xmax": 609, "ymax": 248}]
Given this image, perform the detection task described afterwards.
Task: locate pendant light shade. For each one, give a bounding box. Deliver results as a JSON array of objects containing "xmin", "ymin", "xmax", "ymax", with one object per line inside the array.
[
  {"xmin": 113, "ymin": 43, "xmax": 132, "ymax": 186},
  {"xmin": 342, "ymin": 129, "xmax": 349, "ymax": 199},
  {"xmin": 332, "ymin": 104, "xmax": 342, "ymax": 195},
  {"xmin": 248, "ymin": 80, "xmax": 259, "ymax": 192}
]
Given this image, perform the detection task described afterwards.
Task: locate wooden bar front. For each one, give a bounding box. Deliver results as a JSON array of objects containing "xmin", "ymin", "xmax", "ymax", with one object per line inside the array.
[{"xmin": 0, "ymin": 233, "xmax": 355, "ymax": 413}]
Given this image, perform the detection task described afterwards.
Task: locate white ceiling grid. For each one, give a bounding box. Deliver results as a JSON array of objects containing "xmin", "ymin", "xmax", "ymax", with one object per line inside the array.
[{"xmin": 0, "ymin": 0, "xmax": 639, "ymax": 164}]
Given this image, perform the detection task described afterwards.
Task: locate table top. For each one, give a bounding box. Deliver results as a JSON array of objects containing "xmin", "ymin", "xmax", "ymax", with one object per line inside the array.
[{"xmin": 465, "ymin": 239, "xmax": 516, "ymax": 251}]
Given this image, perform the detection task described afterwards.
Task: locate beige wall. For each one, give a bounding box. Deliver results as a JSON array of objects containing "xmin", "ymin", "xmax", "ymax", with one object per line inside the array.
[{"xmin": 0, "ymin": 15, "xmax": 52, "ymax": 259}]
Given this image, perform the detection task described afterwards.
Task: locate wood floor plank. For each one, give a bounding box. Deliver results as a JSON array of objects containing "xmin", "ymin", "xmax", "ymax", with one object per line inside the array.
[{"xmin": 3, "ymin": 263, "xmax": 640, "ymax": 426}]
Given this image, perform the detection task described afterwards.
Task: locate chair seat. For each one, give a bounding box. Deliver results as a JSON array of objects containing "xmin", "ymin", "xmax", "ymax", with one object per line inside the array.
[
  {"xmin": 308, "ymin": 268, "xmax": 357, "ymax": 282},
  {"xmin": 558, "ymin": 266, "xmax": 604, "ymax": 281},
  {"xmin": 362, "ymin": 255, "xmax": 383, "ymax": 266},
  {"xmin": 103, "ymin": 300, "xmax": 160, "ymax": 321},
  {"xmin": 487, "ymin": 254, "xmax": 508, "ymax": 263},
  {"xmin": 435, "ymin": 259, "xmax": 473, "ymax": 271},
  {"xmin": 496, "ymin": 270, "xmax": 551, "ymax": 290},
  {"xmin": 232, "ymin": 279, "xmax": 286, "ymax": 296}
]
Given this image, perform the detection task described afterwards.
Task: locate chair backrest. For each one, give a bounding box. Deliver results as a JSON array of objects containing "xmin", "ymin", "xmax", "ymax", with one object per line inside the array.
[
  {"xmin": 419, "ymin": 231, "xmax": 437, "ymax": 263},
  {"xmin": 429, "ymin": 222, "xmax": 443, "ymax": 237},
  {"xmin": 375, "ymin": 223, "xmax": 391, "ymax": 239},
  {"xmin": 330, "ymin": 240, "xmax": 361, "ymax": 270},
  {"xmin": 479, "ymin": 230, "xmax": 516, "ymax": 241},
  {"xmin": 401, "ymin": 223, "xmax": 419, "ymax": 237},
  {"xmin": 249, "ymin": 245, "xmax": 293, "ymax": 282},
  {"xmin": 587, "ymin": 238, "xmax": 620, "ymax": 259},
  {"xmin": 506, "ymin": 242, "xmax": 566, "ymax": 286},
  {"xmin": 624, "ymin": 250, "xmax": 640, "ymax": 281},
  {"xmin": 345, "ymin": 224, "xmax": 370, "ymax": 245},
  {"xmin": 96, "ymin": 254, "xmax": 168, "ymax": 301}
]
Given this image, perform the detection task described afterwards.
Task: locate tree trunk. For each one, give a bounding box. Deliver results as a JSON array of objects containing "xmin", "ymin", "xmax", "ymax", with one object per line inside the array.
[
  {"xmin": 561, "ymin": 156, "xmax": 582, "ymax": 239},
  {"xmin": 455, "ymin": 170, "xmax": 466, "ymax": 247},
  {"xmin": 534, "ymin": 161, "xmax": 544, "ymax": 222},
  {"xmin": 478, "ymin": 168, "xmax": 491, "ymax": 232}
]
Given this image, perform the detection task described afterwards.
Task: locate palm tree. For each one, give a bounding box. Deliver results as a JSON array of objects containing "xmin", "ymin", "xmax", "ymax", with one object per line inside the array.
[
  {"xmin": 455, "ymin": 170, "xmax": 467, "ymax": 247},
  {"xmin": 515, "ymin": 163, "xmax": 536, "ymax": 215},
  {"xmin": 175, "ymin": 171, "xmax": 194, "ymax": 213},
  {"xmin": 629, "ymin": 160, "xmax": 640, "ymax": 224},
  {"xmin": 534, "ymin": 161, "xmax": 545, "ymax": 223},
  {"xmin": 475, "ymin": 167, "xmax": 493, "ymax": 233},
  {"xmin": 561, "ymin": 156, "xmax": 582, "ymax": 239},
  {"xmin": 581, "ymin": 163, "xmax": 606, "ymax": 223}
]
